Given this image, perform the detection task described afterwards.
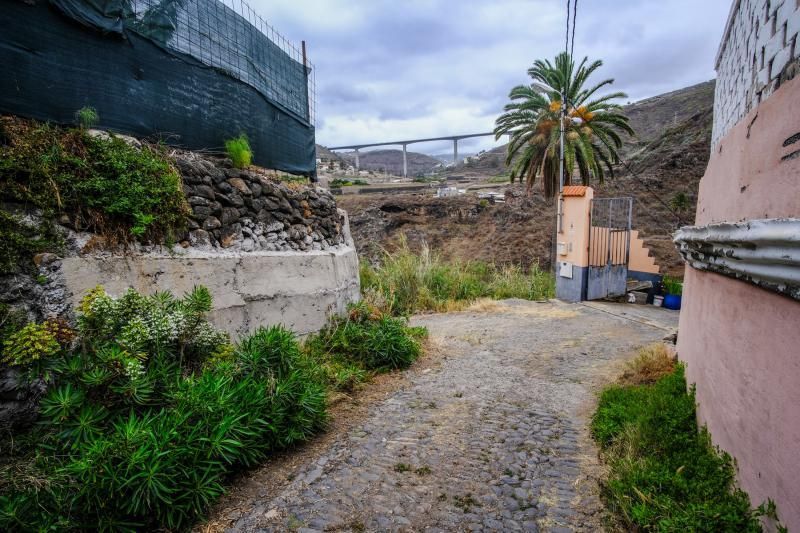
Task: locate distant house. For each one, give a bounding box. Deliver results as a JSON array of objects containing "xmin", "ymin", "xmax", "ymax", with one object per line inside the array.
[{"xmin": 674, "ymin": 1, "xmax": 800, "ymax": 529}]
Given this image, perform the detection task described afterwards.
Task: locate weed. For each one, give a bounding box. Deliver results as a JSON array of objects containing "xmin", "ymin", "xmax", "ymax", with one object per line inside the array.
[
  {"xmin": 305, "ymin": 302, "xmax": 425, "ymax": 373},
  {"xmin": 415, "ymin": 465, "xmax": 432, "ymax": 476},
  {"xmin": 438, "ymin": 493, "xmax": 448, "ymax": 502},
  {"xmin": 393, "ymin": 462, "xmax": 411, "ymax": 473},
  {"xmin": 225, "ymin": 134, "xmax": 252, "ymax": 168},
  {"xmin": 592, "ymin": 364, "xmax": 768, "ymax": 532},
  {"xmin": 619, "ymin": 343, "xmax": 676, "ymax": 385},
  {"xmin": 453, "ymin": 493, "xmax": 479, "ymax": 512},
  {"xmin": 361, "ymin": 239, "xmax": 554, "ymax": 315},
  {"xmin": 453, "ymin": 391, "xmax": 463, "ymax": 398},
  {"xmin": 349, "ymin": 520, "xmax": 366, "ymax": 532},
  {"xmin": 74, "ymin": 107, "xmax": 99, "ymax": 129},
  {"xmin": 278, "ymin": 174, "xmax": 309, "ymax": 184}
]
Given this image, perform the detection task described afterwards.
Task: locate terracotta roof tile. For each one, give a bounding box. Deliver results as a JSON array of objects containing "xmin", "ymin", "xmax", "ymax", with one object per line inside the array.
[{"xmin": 562, "ymin": 185, "xmax": 589, "ymax": 197}]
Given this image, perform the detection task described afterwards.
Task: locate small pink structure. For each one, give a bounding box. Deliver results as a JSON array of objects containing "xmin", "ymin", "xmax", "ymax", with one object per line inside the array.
[{"xmin": 674, "ymin": 1, "xmax": 800, "ymax": 528}]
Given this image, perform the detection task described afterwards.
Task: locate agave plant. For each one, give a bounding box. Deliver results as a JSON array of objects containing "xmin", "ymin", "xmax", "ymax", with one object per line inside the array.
[{"xmin": 494, "ymin": 52, "xmax": 634, "ymax": 198}]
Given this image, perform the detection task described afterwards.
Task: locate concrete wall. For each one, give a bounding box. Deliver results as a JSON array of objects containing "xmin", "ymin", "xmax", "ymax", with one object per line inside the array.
[
  {"xmin": 678, "ymin": 75, "xmax": 800, "ymax": 530},
  {"xmin": 628, "ymin": 230, "xmax": 660, "ymax": 276},
  {"xmin": 712, "ymin": 0, "xmax": 800, "ymax": 147},
  {"xmin": 60, "ymin": 246, "xmax": 360, "ymax": 338}
]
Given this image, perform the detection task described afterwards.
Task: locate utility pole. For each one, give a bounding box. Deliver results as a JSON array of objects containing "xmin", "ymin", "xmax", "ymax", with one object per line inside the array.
[{"xmin": 559, "ymin": 88, "xmax": 566, "ymax": 194}]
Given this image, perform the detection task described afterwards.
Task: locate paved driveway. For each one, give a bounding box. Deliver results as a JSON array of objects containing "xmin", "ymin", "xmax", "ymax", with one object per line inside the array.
[{"xmin": 227, "ymin": 299, "xmax": 678, "ymax": 532}]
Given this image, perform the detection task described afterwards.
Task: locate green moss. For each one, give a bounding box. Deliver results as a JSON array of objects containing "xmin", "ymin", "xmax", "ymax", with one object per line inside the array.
[{"xmin": 0, "ymin": 211, "xmax": 63, "ymax": 275}]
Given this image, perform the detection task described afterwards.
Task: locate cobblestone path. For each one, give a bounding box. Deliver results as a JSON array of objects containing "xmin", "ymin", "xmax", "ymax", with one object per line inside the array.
[{"xmin": 227, "ymin": 300, "xmax": 678, "ymax": 532}]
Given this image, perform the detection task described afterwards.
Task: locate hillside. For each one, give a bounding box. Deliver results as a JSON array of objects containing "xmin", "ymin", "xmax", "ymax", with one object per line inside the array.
[
  {"xmin": 339, "ymin": 80, "xmax": 716, "ymax": 276},
  {"xmin": 338, "ymin": 149, "xmax": 442, "ymax": 175},
  {"xmin": 315, "ymin": 144, "xmax": 348, "ymax": 165},
  {"xmin": 450, "ymin": 80, "xmax": 715, "ymax": 176}
]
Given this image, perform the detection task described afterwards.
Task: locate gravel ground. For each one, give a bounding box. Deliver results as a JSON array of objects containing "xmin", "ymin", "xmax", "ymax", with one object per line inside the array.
[{"xmin": 221, "ymin": 299, "xmax": 678, "ymax": 532}]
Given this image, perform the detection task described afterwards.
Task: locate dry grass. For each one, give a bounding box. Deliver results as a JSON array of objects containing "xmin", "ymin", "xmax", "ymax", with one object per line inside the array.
[
  {"xmin": 619, "ymin": 343, "xmax": 677, "ymax": 385},
  {"xmin": 465, "ymin": 298, "xmax": 506, "ymax": 313},
  {"xmin": 466, "ymin": 299, "xmax": 579, "ymax": 319}
]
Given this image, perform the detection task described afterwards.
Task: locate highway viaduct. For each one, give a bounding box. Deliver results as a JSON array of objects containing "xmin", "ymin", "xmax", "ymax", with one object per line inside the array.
[{"xmin": 328, "ymin": 132, "xmax": 506, "ymax": 178}]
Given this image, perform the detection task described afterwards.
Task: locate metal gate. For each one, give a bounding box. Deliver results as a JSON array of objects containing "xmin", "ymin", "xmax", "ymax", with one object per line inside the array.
[{"xmin": 586, "ymin": 197, "xmax": 633, "ymax": 300}]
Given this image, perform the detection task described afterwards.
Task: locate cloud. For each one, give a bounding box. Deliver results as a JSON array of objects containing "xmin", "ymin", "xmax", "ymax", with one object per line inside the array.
[{"xmin": 250, "ymin": 0, "xmax": 731, "ymax": 152}]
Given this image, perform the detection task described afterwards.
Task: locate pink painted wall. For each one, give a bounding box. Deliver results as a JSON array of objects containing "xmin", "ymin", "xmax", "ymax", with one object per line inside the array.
[{"xmin": 678, "ymin": 75, "xmax": 800, "ymax": 530}]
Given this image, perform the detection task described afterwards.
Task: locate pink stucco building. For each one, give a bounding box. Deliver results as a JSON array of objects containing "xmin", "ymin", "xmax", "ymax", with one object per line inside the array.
[{"xmin": 674, "ymin": 1, "xmax": 800, "ymax": 529}]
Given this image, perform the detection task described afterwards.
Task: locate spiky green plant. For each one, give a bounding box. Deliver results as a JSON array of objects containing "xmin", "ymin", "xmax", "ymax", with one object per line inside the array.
[{"xmin": 494, "ymin": 52, "xmax": 634, "ymax": 198}]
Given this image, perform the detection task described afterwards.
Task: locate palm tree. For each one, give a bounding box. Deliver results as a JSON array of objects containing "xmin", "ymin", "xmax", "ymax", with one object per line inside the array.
[{"xmin": 494, "ymin": 52, "xmax": 633, "ymax": 198}]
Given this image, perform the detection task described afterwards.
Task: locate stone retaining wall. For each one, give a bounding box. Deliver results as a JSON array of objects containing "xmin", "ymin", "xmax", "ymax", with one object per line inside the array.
[{"xmin": 176, "ymin": 151, "xmax": 344, "ymax": 252}]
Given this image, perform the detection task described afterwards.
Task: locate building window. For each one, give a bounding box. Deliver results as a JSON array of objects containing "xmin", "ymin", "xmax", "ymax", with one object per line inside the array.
[
  {"xmin": 783, "ymin": 22, "xmax": 789, "ymax": 46},
  {"xmin": 771, "ymin": 12, "xmax": 778, "ymax": 36},
  {"xmin": 792, "ymin": 35, "xmax": 797, "ymax": 59},
  {"xmin": 761, "ymin": 46, "xmax": 766, "ymax": 69},
  {"xmin": 765, "ymin": 0, "xmax": 771, "ymax": 23},
  {"xmin": 768, "ymin": 56, "xmax": 775, "ymax": 78}
]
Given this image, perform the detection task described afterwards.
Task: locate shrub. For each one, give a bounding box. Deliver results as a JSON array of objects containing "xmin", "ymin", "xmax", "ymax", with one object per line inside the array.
[
  {"xmin": 225, "ymin": 134, "xmax": 252, "ymax": 168},
  {"xmin": 592, "ymin": 364, "xmax": 766, "ymax": 531},
  {"xmin": 1, "ymin": 286, "xmax": 427, "ymax": 530},
  {"xmin": 0, "ymin": 117, "xmax": 188, "ymax": 268},
  {"xmin": 78, "ymin": 285, "xmax": 227, "ymax": 362},
  {"xmin": 306, "ymin": 302, "xmax": 426, "ymax": 375},
  {"xmin": 1, "ymin": 323, "xmax": 60, "ymax": 366},
  {"xmin": 0, "ymin": 287, "xmax": 326, "ymax": 531},
  {"xmin": 361, "ymin": 239, "xmax": 554, "ymax": 315}
]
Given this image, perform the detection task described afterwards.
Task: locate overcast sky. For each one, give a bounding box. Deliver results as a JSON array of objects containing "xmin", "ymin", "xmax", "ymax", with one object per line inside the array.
[{"xmin": 251, "ymin": 0, "xmax": 732, "ymax": 155}]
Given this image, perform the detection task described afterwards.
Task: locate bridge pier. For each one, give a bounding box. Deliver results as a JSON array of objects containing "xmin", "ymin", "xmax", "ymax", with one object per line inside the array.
[
  {"xmin": 402, "ymin": 143, "xmax": 408, "ymax": 178},
  {"xmin": 354, "ymin": 148, "xmax": 360, "ymax": 171},
  {"xmin": 453, "ymin": 139, "xmax": 458, "ymax": 167}
]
